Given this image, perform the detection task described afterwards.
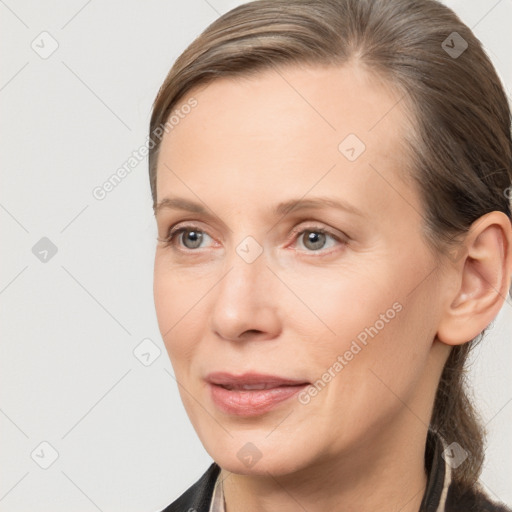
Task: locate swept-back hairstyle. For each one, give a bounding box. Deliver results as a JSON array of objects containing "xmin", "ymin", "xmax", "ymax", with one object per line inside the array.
[{"xmin": 149, "ymin": 0, "xmax": 512, "ymax": 491}]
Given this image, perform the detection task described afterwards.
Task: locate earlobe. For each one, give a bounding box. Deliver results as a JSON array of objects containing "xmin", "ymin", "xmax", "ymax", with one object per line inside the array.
[{"xmin": 436, "ymin": 211, "xmax": 512, "ymax": 347}]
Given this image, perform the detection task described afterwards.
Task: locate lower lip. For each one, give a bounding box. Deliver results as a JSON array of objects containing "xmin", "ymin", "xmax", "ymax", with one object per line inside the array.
[{"xmin": 209, "ymin": 382, "xmax": 308, "ymax": 416}]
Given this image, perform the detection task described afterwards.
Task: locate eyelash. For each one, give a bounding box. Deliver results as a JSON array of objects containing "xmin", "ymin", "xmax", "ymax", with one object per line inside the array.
[{"xmin": 159, "ymin": 223, "xmax": 346, "ymax": 256}]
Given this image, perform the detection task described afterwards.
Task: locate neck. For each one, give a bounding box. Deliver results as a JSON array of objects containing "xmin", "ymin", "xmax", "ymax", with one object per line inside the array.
[{"xmin": 221, "ymin": 421, "xmax": 429, "ymax": 512}]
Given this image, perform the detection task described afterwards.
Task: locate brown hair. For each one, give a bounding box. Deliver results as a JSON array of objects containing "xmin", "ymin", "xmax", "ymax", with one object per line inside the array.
[{"xmin": 149, "ymin": 0, "xmax": 512, "ymax": 490}]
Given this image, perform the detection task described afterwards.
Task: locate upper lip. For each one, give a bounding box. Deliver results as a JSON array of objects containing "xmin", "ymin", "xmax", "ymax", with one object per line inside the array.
[{"xmin": 206, "ymin": 371, "xmax": 309, "ymax": 388}]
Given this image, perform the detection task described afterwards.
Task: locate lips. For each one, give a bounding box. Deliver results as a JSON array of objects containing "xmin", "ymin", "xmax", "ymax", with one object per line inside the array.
[
  {"xmin": 206, "ymin": 372, "xmax": 310, "ymax": 416},
  {"xmin": 221, "ymin": 382, "xmax": 286, "ymax": 391},
  {"xmin": 206, "ymin": 371, "xmax": 309, "ymax": 388}
]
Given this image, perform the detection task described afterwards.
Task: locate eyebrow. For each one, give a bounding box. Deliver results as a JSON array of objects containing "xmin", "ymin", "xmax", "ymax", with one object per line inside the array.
[{"xmin": 154, "ymin": 196, "xmax": 366, "ymax": 219}]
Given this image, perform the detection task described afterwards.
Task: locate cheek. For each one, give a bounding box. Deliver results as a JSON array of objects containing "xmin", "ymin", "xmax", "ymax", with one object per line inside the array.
[
  {"xmin": 298, "ymin": 266, "xmax": 428, "ymax": 395},
  {"xmin": 153, "ymin": 257, "xmax": 201, "ymax": 363},
  {"xmin": 153, "ymin": 254, "xmax": 204, "ymax": 326},
  {"xmin": 153, "ymin": 260, "xmax": 176, "ymax": 338},
  {"xmin": 325, "ymin": 287, "xmax": 434, "ymax": 420},
  {"xmin": 289, "ymin": 268, "xmax": 393, "ymax": 353}
]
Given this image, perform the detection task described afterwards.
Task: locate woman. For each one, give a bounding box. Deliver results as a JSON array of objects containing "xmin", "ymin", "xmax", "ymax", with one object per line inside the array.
[{"xmin": 149, "ymin": 0, "xmax": 512, "ymax": 510}]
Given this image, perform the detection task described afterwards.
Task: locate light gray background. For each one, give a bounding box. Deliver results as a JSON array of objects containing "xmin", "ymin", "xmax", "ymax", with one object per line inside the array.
[{"xmin": 1, "ymin": 0, "xmax": 511, "ymax": 510}]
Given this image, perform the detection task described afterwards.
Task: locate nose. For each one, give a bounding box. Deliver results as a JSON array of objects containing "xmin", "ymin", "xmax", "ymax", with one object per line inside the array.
[{"xmin": 209, "ymin": 239, "xmax": 282, "ymax": 343}]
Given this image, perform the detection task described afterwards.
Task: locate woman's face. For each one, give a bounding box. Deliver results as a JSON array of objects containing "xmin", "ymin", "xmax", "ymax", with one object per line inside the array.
[{"xmin": 153, "ymin": 63, "xmax": 450, "ymax": 476}]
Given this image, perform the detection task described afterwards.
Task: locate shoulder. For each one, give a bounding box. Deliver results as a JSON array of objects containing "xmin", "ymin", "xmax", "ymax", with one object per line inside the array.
[
  {"xmin": 423, "ymin": 431, "xmax": 511, "ymax": 512},
  {"xmin": 445, "ymin": 481, "xmax": 512, "ymax": 512},
  {"xmin": 158, "ymin": 462, "xmax": 220, "ymax": 512}
]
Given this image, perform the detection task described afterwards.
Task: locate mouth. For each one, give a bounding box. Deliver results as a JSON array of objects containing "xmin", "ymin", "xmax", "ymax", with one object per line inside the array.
[
  {"xmin": 206, "ymin": 372, "xmax": 310, "ymax": 416},
  {"xmin": 217, "ymin": 382, "xmax": 303, "ymax": 391}
]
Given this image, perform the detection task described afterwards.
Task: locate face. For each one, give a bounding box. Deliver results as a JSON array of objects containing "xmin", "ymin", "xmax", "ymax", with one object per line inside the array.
[{"xmin": 153, "ymin": 63, "xmax": 449, "ymax": 476}]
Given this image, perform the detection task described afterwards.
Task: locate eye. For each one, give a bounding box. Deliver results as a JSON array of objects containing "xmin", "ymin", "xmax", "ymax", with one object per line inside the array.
[
  {"xmin": 161, "ymin": 225, "xmax": 214, "ymax": 250},
  {"xmin": 289, "ymin": 225, "xmax": 345, "ymax": 254}
]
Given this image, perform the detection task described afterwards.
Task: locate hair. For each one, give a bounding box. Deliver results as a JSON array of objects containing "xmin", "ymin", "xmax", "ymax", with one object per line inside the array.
[{"xmin": 149, "ymin": 0, "xmax": 512, "ymax": 491}]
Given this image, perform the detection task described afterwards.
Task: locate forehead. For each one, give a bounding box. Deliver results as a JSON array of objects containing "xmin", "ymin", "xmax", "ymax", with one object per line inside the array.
[{"xmin": 155, "ymin": 63, "xmax": 414, "ymax": 216}]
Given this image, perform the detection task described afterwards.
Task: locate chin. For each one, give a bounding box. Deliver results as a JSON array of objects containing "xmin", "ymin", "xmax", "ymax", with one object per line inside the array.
[{"xmin": 205, "ymin": 438, "xmax": 311, "ymax": 477}]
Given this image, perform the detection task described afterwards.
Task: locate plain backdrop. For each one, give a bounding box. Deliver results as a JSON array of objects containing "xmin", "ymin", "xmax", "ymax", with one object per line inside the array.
[{"xmin": 1, "ymin": 0, "xmax": 511, "ymax": 510}]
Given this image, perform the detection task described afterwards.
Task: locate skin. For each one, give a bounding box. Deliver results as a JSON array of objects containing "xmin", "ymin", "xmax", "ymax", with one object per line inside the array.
[{"xmin": 152, "ymin": 62, "xmax": 512, "ymax": 512}]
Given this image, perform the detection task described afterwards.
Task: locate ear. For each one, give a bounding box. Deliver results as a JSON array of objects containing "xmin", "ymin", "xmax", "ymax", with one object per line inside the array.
[{"xmin": 436, "ymin": 211, "xmax": 512, "ymax": 346}]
